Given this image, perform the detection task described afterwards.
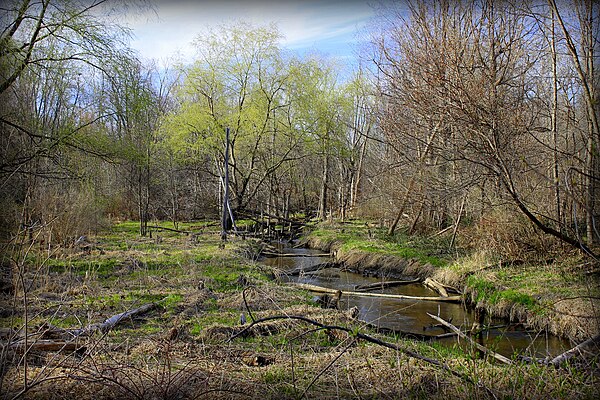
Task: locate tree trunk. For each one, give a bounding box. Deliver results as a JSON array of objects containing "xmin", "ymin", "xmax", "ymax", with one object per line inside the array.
[
  {"xmin": 550, "ymin": 0, "xmax": 599, "ymax": 245},
  {"xmin": 550, "ymin": 7, "xmax": 562, "ymax": 232},
  {"xmin": 352, "ymin": 136, "xmax": 368, "ymax": 212},
  {"xmin": 221, "ymin": 128, "xmax": 230, "ymax": 241},
  {"xmin": 319, "ymin": 153, "xmax": 329, "ymax": 221},
  {"xmin": 388, "ymin": 122, "xmax": 440, "ymax": 235}
]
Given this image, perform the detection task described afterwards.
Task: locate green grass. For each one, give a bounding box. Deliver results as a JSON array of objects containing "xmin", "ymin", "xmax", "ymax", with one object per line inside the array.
[
  {"xmin": 158, "ymin": 293, "xmax": 184, "ymax": 310},
  {"xmin": 48, "ymin": 258, "xmax": 120, "ymax": 278},
  {"xmin": 307, "ymin": 221, "xmax": 448, "ymax": 267},
  {"xmin": 262, "ymin": 366, "xmax": 291, "ymax": 385},
  {"xmin": 47, "ymin": 256, "xmax": 186, "ymax": 280},
  {"xmin": 200, "ymin": 260, "xmax": 267, "ymax": 292},
  {"xmin": 83, "ymin": 291, "xmax": 182, "ymax": 310},
  {"xmin": 466, "ymin": 275, "xmax": 540, "ymax": 311}
]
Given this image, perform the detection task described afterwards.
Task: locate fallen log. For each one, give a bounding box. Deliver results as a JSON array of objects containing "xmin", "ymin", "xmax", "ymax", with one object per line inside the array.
[
  {"xmin": 355, "ymin": 279, "xmax": 420, "ymax": 292},
  {"xmin": 95, "ymin": 302, "xmax": 156, "ymax": 333},
  {"xmin": 287, "ymin": 262, "xmax": 338, "ymax": 276},
  {"xmin": 427, "ymin": 312, "xmax": 512, "ymax": 365},
  {"xmin": 549, "ymin": 333, "xmax": 600, "ymax": 366},
  {"xmin": 423, "ymin": 278, "xmax": 449, "ymax": 297},
  {"xmin": 3, "ymin": 303, "xmax": 159, "ymax": 354},
  {"xmin": 289, "ymin": 282, "xmax": 463, "ymax": 302},
  {"xmin": 348, "ymin": 288, "xmax": 462, "ymax": 303},
  {"xmin": 72, "ymin": 302, "xmax": 157, "ymax": 336},
  {"xmin": 262, "ymin": 251, "xmax": 331, "ymax": 258}
]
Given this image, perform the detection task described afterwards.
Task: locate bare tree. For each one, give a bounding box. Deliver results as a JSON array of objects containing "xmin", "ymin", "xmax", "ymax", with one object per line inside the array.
[
  {"xmin": 373, "ymin": 0, "xmax": 598, "ymax": 256},
  {"xmin": 548, "ymin": 0, "xmax": 599, "ymax": 246}
]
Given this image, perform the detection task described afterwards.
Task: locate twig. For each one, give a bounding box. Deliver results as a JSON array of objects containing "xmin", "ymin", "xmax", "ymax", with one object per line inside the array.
[
  {"xmin": 228, "ymin": 314, "xmax": 497, "ymax": 398},
  {"xmin": 242, "ymin": 287, "xmax": 256, "ymax": 323},
  {"xmin": 300, "ymin": 338, "xmax": 357, "ymax": 398},
  {"xmin": 427, "ymin": 313, "xmax": 512, "ymax": 365}
]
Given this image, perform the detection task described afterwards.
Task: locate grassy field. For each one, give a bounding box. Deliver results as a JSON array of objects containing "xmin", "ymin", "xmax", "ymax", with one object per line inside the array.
[{"xmin": 1, "ymin": 220, "xmax": 598, "ymax": 399}]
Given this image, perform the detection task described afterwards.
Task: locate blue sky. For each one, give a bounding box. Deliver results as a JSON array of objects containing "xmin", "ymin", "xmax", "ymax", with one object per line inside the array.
[{"xmin": 122, "ymin": 0, "xmax": 395, "ymax": 66}]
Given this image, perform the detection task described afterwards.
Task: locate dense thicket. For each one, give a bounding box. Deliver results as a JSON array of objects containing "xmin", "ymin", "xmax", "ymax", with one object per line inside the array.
[
  {"xmin": 372, "ymin": 0, "xmax": 599, "ymax": 257},
  {"xmin": 0, "ymin": 0, "xmax": 598, "ymax": 259}
]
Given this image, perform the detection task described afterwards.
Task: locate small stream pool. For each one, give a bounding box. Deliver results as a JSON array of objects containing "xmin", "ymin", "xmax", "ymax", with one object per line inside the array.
[{"xmin": 262, "ymin": 244, "xmax": 571, "ymax": 359}]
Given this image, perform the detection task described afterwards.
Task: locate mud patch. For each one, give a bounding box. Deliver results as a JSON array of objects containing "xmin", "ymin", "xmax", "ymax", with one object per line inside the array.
[{"xmin": 337, "ymin": 249, "xmax": 436, "ymax": 280}]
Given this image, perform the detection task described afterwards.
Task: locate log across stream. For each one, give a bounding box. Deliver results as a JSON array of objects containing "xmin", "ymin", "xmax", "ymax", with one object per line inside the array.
[{"xmin": 262, "ymin": 244, "xmax": 571, "ymax": 359}]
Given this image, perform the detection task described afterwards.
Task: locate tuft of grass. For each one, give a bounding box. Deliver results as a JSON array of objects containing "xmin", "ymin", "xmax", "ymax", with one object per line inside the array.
[
  {"xmin": 262, "ymin": 366, "xmax": 291, "ymax": 385},
  {"xmin": 159, "ymin": 293, "xmax": 184, "ymax": 311},
  {"xmin": 466, "ymin": 275, "xmax": 541, "ymax": 312},
  {"xmin": 48, "ymin": 258, "xmax": 120, "ymax": 278},
  {"xmin": 308, "ymin": 221, "xmax": 448, "ymax": 267},
  {"xmin": 499, "ymin": 289, "xmax": 537, "ymax": 308}
]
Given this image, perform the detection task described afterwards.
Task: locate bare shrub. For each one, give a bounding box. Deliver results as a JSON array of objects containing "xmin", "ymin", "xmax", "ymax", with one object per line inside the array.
[
  {"xmin": 462, "ymin": 207, "xmax": 559, "ymax": 261},
  {"xmin": 29, "ymin": 185, "xmax": 107, "ymax": 246},
  {"xmin": 74, "ymin": 341, "xmax": 210, "ymax": 400}
]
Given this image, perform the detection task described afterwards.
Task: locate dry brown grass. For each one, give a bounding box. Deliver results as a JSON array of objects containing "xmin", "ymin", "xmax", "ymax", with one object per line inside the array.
[
  {"xmin": 5, "ymin": 334, "xmax": 598, "ymax": 400},
  {"xmin": 2, "ymin": 224, "xmax": 599, "ymax": 399}
]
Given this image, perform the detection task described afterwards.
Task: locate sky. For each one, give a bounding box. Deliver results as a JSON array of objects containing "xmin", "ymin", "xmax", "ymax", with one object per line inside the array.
[{"xmin": 120, "ymin": 0, "xmax": 394, "ymax": 67}]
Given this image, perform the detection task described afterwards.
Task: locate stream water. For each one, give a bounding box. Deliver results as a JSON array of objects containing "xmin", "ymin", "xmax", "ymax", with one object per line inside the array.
[{"xmin": 262, "ymin": 244, "xmax": 571, "ymax": 359}]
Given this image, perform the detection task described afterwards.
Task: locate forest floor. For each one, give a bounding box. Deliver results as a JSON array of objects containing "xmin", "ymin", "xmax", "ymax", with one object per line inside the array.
[{"xmin": 1, "ymin": 220, "xmax": 599, "ymax": 399}]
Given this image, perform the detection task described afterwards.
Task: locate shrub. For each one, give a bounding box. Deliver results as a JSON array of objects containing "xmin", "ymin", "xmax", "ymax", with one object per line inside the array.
[{"xmin": 461, "ymin": 207, "xmax": 559, "ymax": 261}]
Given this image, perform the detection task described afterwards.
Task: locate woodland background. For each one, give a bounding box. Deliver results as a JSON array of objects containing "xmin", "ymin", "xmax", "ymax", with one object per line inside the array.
[{"xmin": 1, "ymin": 0, "xmax": 599, "ymax": 259}]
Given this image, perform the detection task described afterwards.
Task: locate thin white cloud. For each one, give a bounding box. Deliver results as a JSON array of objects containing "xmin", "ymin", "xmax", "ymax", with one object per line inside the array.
[{"xmin": 121, "ymin": 0, "xmax": 378, "ymax": 61}]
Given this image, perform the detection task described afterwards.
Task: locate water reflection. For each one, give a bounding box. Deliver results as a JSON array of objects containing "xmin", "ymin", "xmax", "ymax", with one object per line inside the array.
[{"xmin": 262, "ymin": 244, "xmax": 571, "ymax": 358}]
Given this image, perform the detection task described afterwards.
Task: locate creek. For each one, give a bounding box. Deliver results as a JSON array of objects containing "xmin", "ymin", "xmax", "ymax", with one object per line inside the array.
[{"xmin": 262, "ymin": 244, "xmax": 571, "ymax": 359}]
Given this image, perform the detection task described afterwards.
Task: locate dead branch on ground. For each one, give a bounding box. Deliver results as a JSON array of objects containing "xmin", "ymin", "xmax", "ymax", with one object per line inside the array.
[
  {"xmin": 354, "ymin": 278, "xmax": 420, "ymax": 292},
  {"xmin": 4, "ymin": 303, "xmax": 158, "ymax": 355},
  {"xmin": 228, "ymin": 314, "xmax": 498, "ymax": 398},
  {"xmin": 427, "ymin": 313, "xmax": 513, "ymax": 365},
  {"xmin": 290, "ymin": 282, "xmax": 463, "ymax": 302}
]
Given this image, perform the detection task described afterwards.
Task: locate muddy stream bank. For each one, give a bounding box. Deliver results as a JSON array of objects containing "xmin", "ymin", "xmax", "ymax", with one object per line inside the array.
[{"xmin": 262, "ymin": 244, "xmax": 570, "ymax": 359}]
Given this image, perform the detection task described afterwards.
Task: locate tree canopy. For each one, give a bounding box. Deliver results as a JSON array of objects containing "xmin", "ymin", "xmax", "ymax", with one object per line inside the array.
[{"xmin": 0, "ymin": 0, "xmax": 598, "ymax": 258}]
